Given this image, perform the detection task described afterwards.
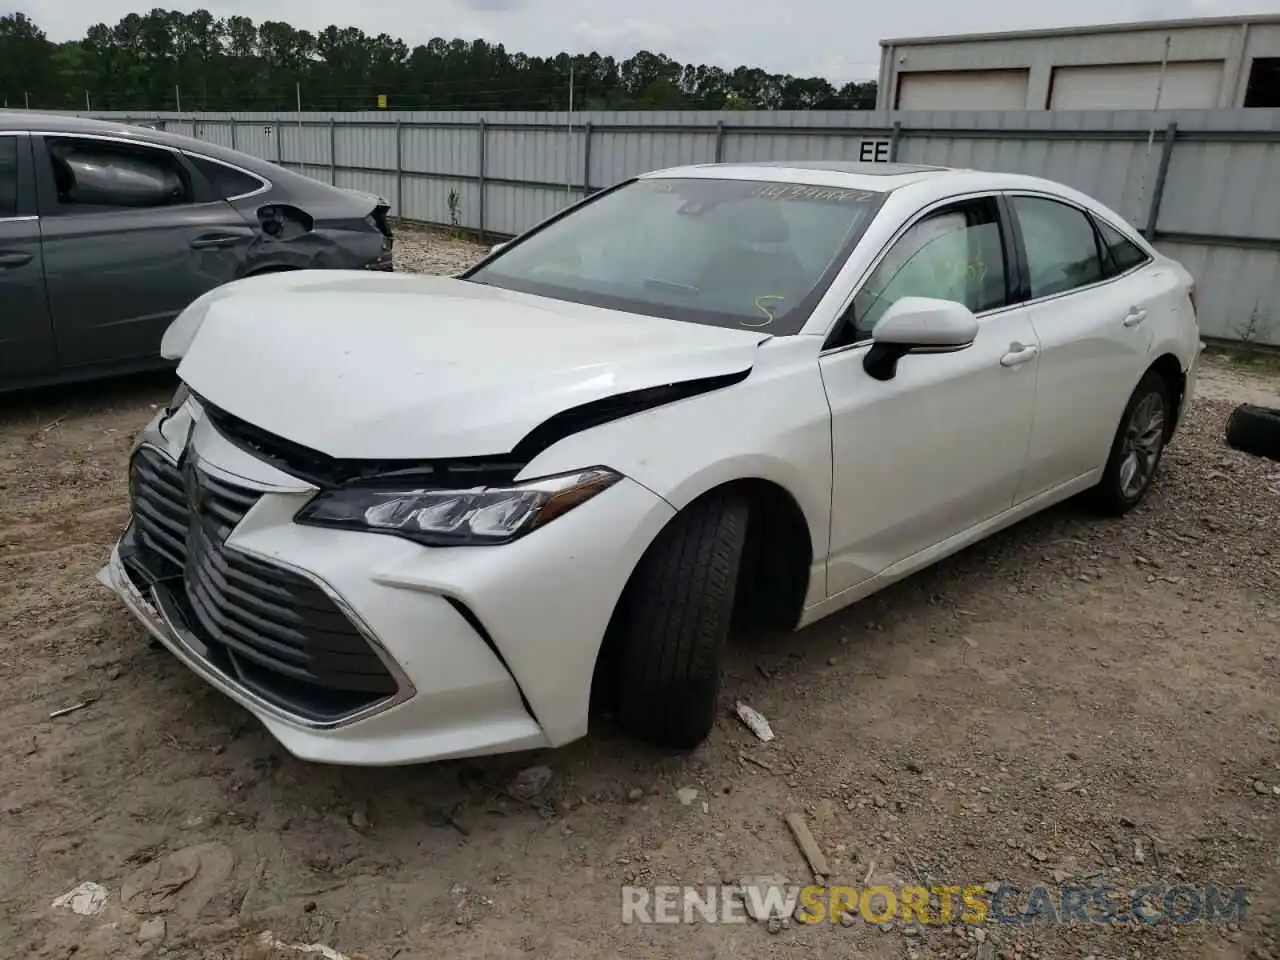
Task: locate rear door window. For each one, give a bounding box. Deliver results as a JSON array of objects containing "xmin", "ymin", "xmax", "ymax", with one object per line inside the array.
[
  {"xmin": 0, "ymin": 137, "xmax": 17, "ymax": 217},
  {"xmin": 1010, "ymin": 195, "xmax": 1105, "ymax": 299},
  {"xmin": 42, "ymin": 137, "xmax": 194, "ymax": 214}
]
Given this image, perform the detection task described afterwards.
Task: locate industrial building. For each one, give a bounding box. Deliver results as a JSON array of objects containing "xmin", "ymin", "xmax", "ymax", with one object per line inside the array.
[{"xmin": 876, "ymin": 14, "xmax": 1280, "ymax": 111}]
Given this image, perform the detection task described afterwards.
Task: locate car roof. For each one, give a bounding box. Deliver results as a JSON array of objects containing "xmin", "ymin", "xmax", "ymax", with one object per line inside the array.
[
  {"xmin": 638, "ymin": 162, "xmax": 1130, "ymax": 215},
  {"xmin": 0, "ymin": 110, "xmax": 281, "ymax": 175},
  {"xmin": 642, "ymin": 160, "xmax": 955, "ymax": 192}
]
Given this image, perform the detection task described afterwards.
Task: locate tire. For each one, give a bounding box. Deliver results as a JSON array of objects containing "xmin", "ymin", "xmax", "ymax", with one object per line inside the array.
[
  {"xmin": 615, "ymin": 492, "xmax": 750, "ymax": 750},
  {"xmin": 1087, "ymin": 370, "xmax": 1172, "ymax": 516},
  {"xmin": 1225, "ymin": 403, "xmax": 1280, "ymax": 462}
]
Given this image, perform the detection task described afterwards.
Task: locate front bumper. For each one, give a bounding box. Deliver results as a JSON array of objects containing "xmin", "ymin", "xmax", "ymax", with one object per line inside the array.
[{"xmin": 98, "ymin": 404, "xmax": 675, "ymax": 766}]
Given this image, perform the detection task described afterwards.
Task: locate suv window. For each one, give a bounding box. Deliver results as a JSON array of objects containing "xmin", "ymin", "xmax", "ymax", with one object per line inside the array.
[
  {"xmin": 0, "ymin": 137, "xmax": 17, "ymax": 218},
  {"xmin": 1096, "ymin": 218, "xmax": 1150, "ymax": 276},
  {"xmin": 189, "ymin": 155, "xmax": 265, "ymax": 199},
  {"xmin": 848, "ymin": 196, "xmax": 1008, "ymax": 341},
  {"xmin": 43, "ymin": 137, "xmax": 194, "ymax": 213},
  {"xmin": 1011, "ymin": 195, "xmax": 1104, "ymax": 299}
]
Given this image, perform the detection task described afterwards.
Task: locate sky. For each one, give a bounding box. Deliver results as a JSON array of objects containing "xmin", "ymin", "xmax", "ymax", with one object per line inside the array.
[{"xmin": 13, "ymin": 0, "xmax": 1280, "ymax": 82}]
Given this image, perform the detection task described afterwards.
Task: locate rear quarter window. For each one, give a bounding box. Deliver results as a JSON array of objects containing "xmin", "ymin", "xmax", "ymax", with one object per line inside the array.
[
  {"xmin": 189, "ymin": 156, "xmax": 266, "ymax": 199},
  {"xmin": 1096, "ymin": 219, "xmax": 1151, "ymax": 275}
]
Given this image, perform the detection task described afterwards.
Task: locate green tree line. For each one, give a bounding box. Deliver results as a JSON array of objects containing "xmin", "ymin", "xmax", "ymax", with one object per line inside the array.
[{"xmin": 0, "ymin": 10, "xmax": 878, "ymax": 112}]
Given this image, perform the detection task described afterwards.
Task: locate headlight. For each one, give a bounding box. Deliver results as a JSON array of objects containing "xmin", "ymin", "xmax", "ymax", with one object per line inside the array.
[{"xmin": 294, "ymin": 467, "xmax": 621, "ymax": 546}]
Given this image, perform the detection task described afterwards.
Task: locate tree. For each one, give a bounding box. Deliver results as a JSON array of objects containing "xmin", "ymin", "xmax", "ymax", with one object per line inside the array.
[
  {"xmin": 0, "ymin": 13, "xmax": 55, "ymax": 107},
  {"xmin": 0, "ymin": 9, "xmax": 878, "ymax": 113}
]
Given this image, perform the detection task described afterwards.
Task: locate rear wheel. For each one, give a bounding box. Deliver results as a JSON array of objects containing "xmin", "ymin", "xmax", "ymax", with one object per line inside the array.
[
  {"xmin": 614, "ymin": 492, "xmax": 749, "ymax": 749},
  {"xmin": 1087, "ymin": 370, "xmax": 1170, "ymax": 515}
]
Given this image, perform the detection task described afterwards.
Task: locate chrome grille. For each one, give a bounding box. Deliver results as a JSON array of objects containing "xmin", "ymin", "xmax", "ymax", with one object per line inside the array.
[{"xmin": 127, "ymin": 446, "xmax": 398, "ymax": 720}]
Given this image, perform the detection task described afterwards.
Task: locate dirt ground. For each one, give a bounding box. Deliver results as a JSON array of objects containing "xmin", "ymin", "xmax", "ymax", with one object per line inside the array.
[{"xmin": 1, "ymin": 228, "xmax": 1278, "ymax": 960}]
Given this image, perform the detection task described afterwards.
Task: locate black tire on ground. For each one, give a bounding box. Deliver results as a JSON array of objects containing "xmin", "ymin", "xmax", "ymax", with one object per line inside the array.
[
  {"xmin": 1087, "ymin": 369, "xmax": 1172, "ymax": 516},
  {"xmin": 614, "ymin": 492, "xmax": 750, "ymax": 750},
  {"xmin": 1225, "ymin": 403, "xmax": 1280, "ymax": 462}
]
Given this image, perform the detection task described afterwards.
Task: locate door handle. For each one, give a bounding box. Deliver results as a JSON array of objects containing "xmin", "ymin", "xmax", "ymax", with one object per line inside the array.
[
  {"xmin": 190, "ymin": 231, "xmax": 253, "ymax": 250},
  {"xmin": 1000, "ymin": 343, "xmax": 1038, "ymax": 367},
  {"xmin": 1122, "ymin": 307, "xmax": 1148, "ymax": 328},
  {"xmin": 0, "ymin": 251, "xmax": 33, "ymax": 268}
]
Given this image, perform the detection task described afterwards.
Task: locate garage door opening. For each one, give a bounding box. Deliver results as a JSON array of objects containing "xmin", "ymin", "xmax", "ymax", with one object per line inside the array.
[
  {"xmin": 1244, "ymin": 58, "xmax": 1280, "ymax": 107},
  {"xmin": 1047, "ymin": 61, "xmax": 1222, "ymax": 110},
  {"xmin": 894, "ymin": 69, "xmax": 1030, "ymax": 110}
]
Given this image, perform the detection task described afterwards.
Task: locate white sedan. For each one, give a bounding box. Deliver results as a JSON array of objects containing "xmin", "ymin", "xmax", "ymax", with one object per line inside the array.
[{"xmin": 98, "ymin": 161, "xmax": 1203, "ymax": 765}]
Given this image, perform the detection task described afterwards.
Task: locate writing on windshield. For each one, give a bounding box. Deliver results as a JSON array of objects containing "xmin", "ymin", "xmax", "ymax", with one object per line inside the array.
[{"xmin": 465, "ymin": 177, "xmax": 886, "ymax": 335}]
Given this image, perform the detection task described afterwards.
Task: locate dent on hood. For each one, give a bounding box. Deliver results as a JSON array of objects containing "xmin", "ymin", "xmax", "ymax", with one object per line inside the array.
[
  {"xmin": 162, "ymin": 215, "xmax": 391, "ymax": 360},
  {"xmin": 160, "ymin": 271, "xmax": 453, "ymax": 360},
  {"xmin": 192, "ymin": 367, "xmax": 753, "ymax": 490},
  {"xmin": 168, "ymin": 276, "xmax": 767, "ymax": 465},
  {"xmin": 160, "ymin": 270, "xmax": 358, "ymax": 359},
  {"xmin": 162, "ymin": 290, "xmax": 219, "ymax": 360}
]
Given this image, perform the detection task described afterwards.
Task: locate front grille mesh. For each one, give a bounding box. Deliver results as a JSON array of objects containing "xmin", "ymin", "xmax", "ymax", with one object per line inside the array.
[{"xmin": 128, "ymin": 446, "xmax": 398, "ymax": 720}]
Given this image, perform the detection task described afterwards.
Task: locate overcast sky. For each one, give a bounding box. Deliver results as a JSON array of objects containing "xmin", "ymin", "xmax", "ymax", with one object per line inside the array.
[{"xmin": 15, "ymin": 0, "xmax": 1278, "ymax": 81}]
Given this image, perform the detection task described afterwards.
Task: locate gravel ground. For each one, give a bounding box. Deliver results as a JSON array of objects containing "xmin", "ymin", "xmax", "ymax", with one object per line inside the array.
[
  {"xmin": 0, "ymin": 225, "xmax": 1277, "ymax": 960},
  {"xmin": 390, "ymin": 220, "xmax": 491, "ymax": 275}
]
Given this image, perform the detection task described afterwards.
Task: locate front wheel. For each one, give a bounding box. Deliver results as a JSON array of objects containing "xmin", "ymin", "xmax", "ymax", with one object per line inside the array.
[
  {"xmin": 614, "ymin": 492, "xmax": 750, "ymax": 749},
  {"xmin": 1087, "ymin": 370, "xmax": 1171, "ymax": 516}
]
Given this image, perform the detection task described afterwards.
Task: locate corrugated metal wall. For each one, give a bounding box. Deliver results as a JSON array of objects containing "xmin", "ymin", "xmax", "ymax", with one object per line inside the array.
[{"xmin": 90, "ymin": 107, "xmax": 1280, "ymax": 346}]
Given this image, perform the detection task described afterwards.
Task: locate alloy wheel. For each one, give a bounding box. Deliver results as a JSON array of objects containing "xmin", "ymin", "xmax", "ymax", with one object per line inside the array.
[{"xmin": 1118, "ymin": 391, "xmax": 1165, "ymax": 500}]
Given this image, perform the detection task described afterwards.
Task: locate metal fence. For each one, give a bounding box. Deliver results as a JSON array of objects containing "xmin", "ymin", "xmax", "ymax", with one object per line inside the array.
[{"xmin": 91, "ymin": 107, "xmax": 1280, "ymax": 347}]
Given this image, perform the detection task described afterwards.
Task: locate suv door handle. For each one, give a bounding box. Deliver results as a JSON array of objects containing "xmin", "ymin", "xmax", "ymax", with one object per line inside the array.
[
  {"xmin": 1000, "ymin": 343, "xmax": 1038, "ymax": 367},
  {"xmin": 190, "ymin": 230, "xmax": 254, "ymax": 249},
  {"xmin": 0, "ymin": 251, "xmax": 33, "ymax": 268},
  {"xmin": 1122, "ymin": 307, "xmax": 1148, "ymax": 328}
]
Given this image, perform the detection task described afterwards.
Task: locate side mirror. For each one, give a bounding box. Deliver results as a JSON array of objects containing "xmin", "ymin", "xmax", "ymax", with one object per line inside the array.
[
  {"xmin": 489, "ymin": 241, "xmax": 508, "ymax": 256},
  {"xmin": 862, "ymin": 296, "xmax": 978, "ymax": 382}
]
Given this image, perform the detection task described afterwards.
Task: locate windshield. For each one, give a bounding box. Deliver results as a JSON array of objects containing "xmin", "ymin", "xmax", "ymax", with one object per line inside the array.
[{"xmin": 463, "ymin": 177, "xmax": 885, "ymax": 335}]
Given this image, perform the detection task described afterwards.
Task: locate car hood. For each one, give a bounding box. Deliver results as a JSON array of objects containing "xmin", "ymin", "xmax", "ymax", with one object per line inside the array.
[{"xmin": 173, "ymin": 272, "xmax": 768, "ymax": 460}]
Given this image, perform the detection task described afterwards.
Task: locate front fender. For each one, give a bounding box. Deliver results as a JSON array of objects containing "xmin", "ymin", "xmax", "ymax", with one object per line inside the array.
[{"xmin": 519, "ymin": 336, "xmax": 833, "ymax": 574}]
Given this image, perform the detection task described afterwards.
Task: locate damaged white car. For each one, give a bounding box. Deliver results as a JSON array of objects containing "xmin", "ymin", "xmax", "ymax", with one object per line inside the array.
[{"xmin": 99, "ymin": 161, "xmax": 1203, "ymax": 765}]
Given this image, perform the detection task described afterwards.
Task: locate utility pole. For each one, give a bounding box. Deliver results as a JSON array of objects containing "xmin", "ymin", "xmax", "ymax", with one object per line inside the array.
[
  {"xmin": 175, "ymin": 84, "xmax": 182, "ymax": 112},
  {"xmin": 24, "ymin": 91, "xmax": 30, "ymax": 109},
  {"xmin": 85, "ymin": 90, "xmax": 91, "ymax": 111},
  {"xmin": 1134, "ymin": 34, "xmax": 1172, "ymax": 226}
]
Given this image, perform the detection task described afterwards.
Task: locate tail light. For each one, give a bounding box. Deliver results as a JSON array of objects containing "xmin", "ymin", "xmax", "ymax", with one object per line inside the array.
[{"xmin": 366, "ymin": 202, "xmax": 393, "ymax": 240}]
